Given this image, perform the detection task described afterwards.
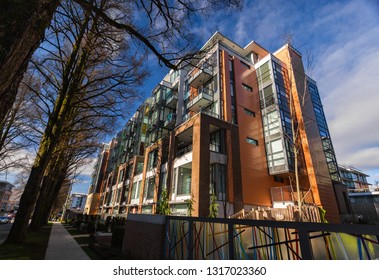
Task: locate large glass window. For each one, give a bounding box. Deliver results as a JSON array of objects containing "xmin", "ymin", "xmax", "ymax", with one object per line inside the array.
[
  {"xmin": 259, "ymin": 62, "xmax": 271, "ymax": 84},
  {"xmin": 210, "ymin": 164, "xmax": 226, "ymax": 201},
  {"xmin": 147, "ymin": 149, "xmax": 158, "ymax": 170},
  {"xmin": 144, "ymin": 177, "xmax": 155, "ymax": 201},
  {"xmin": 131, "ymin": 181, "xmax": 141, "ymax": 204},
  {"xmin": 210, "ymin": 129, "xmax": 225, "ymax": 153},
  {"xmin": 136, "ymin": 162, "xmax": 144, "ymax": 174},
  {"xmin": 176, "ymin": 166, "xmax": 192, "ymax": 196},
  {"xmin": 118, "ymin": 169, "xmax": 124, "ymax": 184}
]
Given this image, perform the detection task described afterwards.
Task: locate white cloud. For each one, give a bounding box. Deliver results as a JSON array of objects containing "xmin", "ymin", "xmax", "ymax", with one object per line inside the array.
[
  {"xmin": 313, "ymin": 2, "xmax": 379, "ymax": 172},
  {"xmin": 76, "ymin": 157, "xmax": 97, "ymax": 177},
  {"xmin": 220, "ymin": 0, "xmax": 379, "ymax": 179}
]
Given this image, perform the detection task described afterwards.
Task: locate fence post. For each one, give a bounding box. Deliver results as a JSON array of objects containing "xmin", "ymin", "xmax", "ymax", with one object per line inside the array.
[
  {"xmin": 297, "ymin": 228, "xmax": 313, "ymax": 260},
  {"xmin": 164, "ymin": 216, "xmax": 170, "ymax": 259},
  {"xmin": 228, "ymin": 222, "xmax": 235, "ymax": 260},
  {"xmin": 188, "ymin": 220, "xmax": 193, "ymax": 260}
]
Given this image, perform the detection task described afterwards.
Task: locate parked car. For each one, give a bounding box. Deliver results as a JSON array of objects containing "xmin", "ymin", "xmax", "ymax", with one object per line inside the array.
[{"xmin": 0, "ymin": 216, "xmax": 10, "ymax": 224}]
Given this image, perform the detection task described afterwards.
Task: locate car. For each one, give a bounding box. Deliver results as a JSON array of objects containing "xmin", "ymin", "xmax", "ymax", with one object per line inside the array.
[{"xmin": 0, "ymin": 216, "xmax": 10, "ymax": 224}]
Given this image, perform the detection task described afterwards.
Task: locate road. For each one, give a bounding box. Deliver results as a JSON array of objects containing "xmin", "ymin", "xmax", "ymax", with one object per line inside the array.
[{"xmin": 0, "ymin": 223, "xmax": 12, "ymax": 244}]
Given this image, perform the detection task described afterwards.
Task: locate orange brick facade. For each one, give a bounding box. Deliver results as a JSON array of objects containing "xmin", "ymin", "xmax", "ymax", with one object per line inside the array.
[{"xmin": 86, "ymin": 33, "xmax": 347, "ymax": 223}]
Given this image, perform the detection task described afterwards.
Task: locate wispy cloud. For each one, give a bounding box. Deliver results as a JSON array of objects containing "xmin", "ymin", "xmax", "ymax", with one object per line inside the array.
[
  {"xmin": 311, "ymin": 1, "xmax": 379, "ymax": 176},
  {"xmin": 217, "ymin": 0, "xmax": 379, "ymax": 181},
  {"xmin": 76, "ymin": 157, "xmax": 97, "ymax": 177}
]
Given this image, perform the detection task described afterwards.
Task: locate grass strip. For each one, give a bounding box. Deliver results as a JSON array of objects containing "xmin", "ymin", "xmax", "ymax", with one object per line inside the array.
[{"xmin": 0, "ymin": 224, "xmax": 52, "ymax": 260}]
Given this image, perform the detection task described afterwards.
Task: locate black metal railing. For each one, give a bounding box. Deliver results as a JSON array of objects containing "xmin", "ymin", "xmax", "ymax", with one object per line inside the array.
[{"xmin": 164, "ymin": 215, "xmax": 379, "ymax": 260}]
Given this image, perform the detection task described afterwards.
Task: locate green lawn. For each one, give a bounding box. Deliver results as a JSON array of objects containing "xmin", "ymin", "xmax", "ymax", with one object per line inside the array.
[{"xmin": 0, "ymin": 224, "xmax": 52, "ymax": 260}]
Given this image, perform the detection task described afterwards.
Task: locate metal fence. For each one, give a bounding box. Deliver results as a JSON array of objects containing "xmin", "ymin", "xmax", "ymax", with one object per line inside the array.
[{"xmin": 164, "ymin": 216, "xmax": 379, "ymax": 260}]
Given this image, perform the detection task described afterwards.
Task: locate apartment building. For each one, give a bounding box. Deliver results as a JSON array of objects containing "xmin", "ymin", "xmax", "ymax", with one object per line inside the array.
[
  {"xmin": 69, "ymin": 193, "xmax": 87, "ymax": 211},
  {"xmin": 85, "ymin": 32, "xmax": 348, "ymax": 223},
  {"xmin": 339, "ymin": 165, "xmax": 371, "ymax": 190}
]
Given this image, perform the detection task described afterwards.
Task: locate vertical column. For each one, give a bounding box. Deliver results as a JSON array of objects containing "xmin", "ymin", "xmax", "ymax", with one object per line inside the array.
[
  {"xmin": 191, "ymin": 115, "xmax": 210, "ymax": 217},
  {"xmin": 225, "ymin": 124, "xmax": 243, "ymax": 213}
]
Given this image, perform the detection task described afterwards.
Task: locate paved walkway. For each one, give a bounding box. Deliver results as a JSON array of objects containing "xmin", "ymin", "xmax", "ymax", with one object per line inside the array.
[{"xmin": 45, "ymin": 222, "xmax": 90, "ymax": 260}]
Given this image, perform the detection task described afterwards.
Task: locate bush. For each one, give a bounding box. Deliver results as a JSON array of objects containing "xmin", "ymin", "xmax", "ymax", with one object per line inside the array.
[
  {"xmin": 72, "ymin": 220, "xmax": 80, "ymax": 228},
  {"xmin": 104, "ymin": 216, "xmax": 112, "ymax": 232},
  {"xmin": 111, "ymin": 226, "xmax": 125, "ymax": 249},
  {"xmin": 96, "ymin": 222, "xmax": 107, "ymax": 232},
  {"xmin": 112, "ymin": 217, "xmax": 126, "ymax": 231}
]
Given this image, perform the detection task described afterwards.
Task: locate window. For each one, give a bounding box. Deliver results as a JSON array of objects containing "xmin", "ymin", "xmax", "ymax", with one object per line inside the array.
[
  {"xmin": 230, "ymin": 82, "xmax": 235, "ymax": 96},
  {"xmin": 244, "ymin": 108, "xmax": 255, "ymax": 117},
  {"xmin": 274, "ymin": 176, "xmax": 284, "ymax": 183},
  {"xmin": 147, "ymin": 150, "xmax": 158, "ymax": 170},
  {"xmin": 174, "ymin": 166, "xmax": 192, "ymax": 196},
  {"xmin": 246, "ymin": 137, "xmax": 258, "ymax": 146},
  {"xmin": 210, "ymin": 164, "xmax": 226, "ymax": 200},
  {"xmin": 210, "ymin": 129, "xmax": 225, "ymax": 153},
  {"xmin": 145, "ymin": 177, "xmax": 155, "ymax": 200},
  {"xmin": 242, "ymin": 83, "xmax": 253, "ymax": 92},
  {"xmin": 231, "ymin": 105, "xmax": 237, "ymax": 124},
  {"xmin": 131, "ymin": 181, "xmax": 141, "ymax": 204},
  {"xmin": 118, "ymin": 169, "xmax": 124, "ymax": 184},
  {"xmin": 229, "ymin": 58, "xmax": 234, "ymax": 71}
]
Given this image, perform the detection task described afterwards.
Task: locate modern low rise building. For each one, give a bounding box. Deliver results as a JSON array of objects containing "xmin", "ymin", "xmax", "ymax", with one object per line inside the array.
[
  {"xmin": 85, "ymin": 32, "xmax": 350, "ymax": 223},
  {"xmin": 0, "ymin": 181, "xmax": 15, "ymax": 213},
  {"xmin": 69, "ymin": 193, "xmax": 87, "ymax": 211},
  {"xmin": 339, "ymin": 165, "xmax": 371, "ymax": 190}
]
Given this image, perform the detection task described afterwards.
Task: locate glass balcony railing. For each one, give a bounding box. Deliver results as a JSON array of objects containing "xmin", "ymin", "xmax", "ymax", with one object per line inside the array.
[
  {"xmin": 176, "ymin": 144, "xmax": 193, "ymax": 157},
  {"xmin": 188, "ymin": 62, "xmax": 213, "ymax": 88},
  {"xmin": 166, "ymin": 92, "xmax": 178, "ymax": 109},
  {"xmin": 164, "ymin": 112, "xmax": 176, "ymax": 129},
  {"xmin": 187, "ymin": 88, "xmax": 214, "ymax": 112}
]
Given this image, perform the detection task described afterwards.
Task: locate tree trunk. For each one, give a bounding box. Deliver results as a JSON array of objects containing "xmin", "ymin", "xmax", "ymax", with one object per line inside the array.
[
  {"xmin": 5, "ymin": 151, "xmax": 53, "ymax": 243},
  {"xmin": 28, "ymin": 175, "xmax": 53, "ymax": 231},
  {"xmin": 5, "ymin": 12, "xmax": 92, "ymax": 242},
  {"xmin": 41, "ymin": 173, "xmax": 68, "ymax": 226},
  {"xmin": 29, "ymin": 155, "xmax": 69, "ymax": 231},
  {"xmin": 0, "ymin": 0, "xmax": 60, "ymax": 124}
]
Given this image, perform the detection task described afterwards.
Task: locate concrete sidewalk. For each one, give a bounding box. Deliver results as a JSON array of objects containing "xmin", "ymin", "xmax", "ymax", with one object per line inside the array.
[{"xmin": 45, "ymin": 222, "xmax": 90, "ymax": 260}]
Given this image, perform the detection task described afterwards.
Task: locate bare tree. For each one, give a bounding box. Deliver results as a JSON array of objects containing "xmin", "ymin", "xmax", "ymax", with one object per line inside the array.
[
  {"xmin": 280, "ymin": 35, "xmax": 315, "ymax": 221},
  {"xmin": 0, "ymin": 0, "xmax": 60, "ymax": 125},
  {"xmin": 0, "ymin": 78, "xmax": 38, "ymax": 173},
  {"xmin": 29, "ymin": 132, "xmax": 99, "ymax": 231},
  {"xmin": 0, "ymin": 0, "xmax": 241, "ymax": 126},
  {"xmin": 6, "ymin": 0, "xmax": 147, "ymax": 243}
]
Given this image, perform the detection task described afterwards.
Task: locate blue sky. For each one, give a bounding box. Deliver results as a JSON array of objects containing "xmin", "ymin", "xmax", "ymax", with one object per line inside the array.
[{"xmin": 2, "ymin": 0, "xmax": 378, "ymax": 193}]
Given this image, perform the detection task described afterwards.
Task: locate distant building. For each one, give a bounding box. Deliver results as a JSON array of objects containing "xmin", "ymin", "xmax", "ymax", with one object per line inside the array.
[
  {"xmin": 339, "ymin": 165, "xmax": 378, "ymax": 223},
  {"xmin": 339, "ymin": 165, "xmax": 371, "ymax": 190},
  {"xmin": 50, "ymin": 179, "xmax": 71, "ymax": 217},
  {"xmin": 0, "ymin": 181, "xmax": 15, "ymax": 213},
  {"xmin": 348, "ymin": 191, "xmax": 379, "ymax": 224},
  {"xmin": 69, "ymin": 193, "xmax": 87, "ymax": 211}
]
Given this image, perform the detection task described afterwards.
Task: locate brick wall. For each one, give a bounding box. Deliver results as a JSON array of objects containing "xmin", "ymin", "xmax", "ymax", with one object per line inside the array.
[{"xmin": 121, "ymin": 214, "xmax": 166, "ymax": 259}]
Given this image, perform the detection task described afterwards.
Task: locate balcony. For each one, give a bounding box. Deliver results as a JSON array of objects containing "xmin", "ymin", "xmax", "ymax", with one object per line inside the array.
[
  {"xmin": 146, "ymin": 119, "xmax": 164, "ymax": 133},
  {"xmin": 164, "ymin": 112, "xmax": 176, "ymax": 129},
  {"xmin": 176, "ymin": 144, "xmax": 192, "ymax": 157},
  {"xmin": 188, "ymin": 62, "xmax": 213, "ymax": 88},
  {"xmin": 166, "ymin": 92, "xmax": 178, "ymax": 109},
  {"xmin": 187, "ymin": 88, "xmax": 213, "ymax": 112}
]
